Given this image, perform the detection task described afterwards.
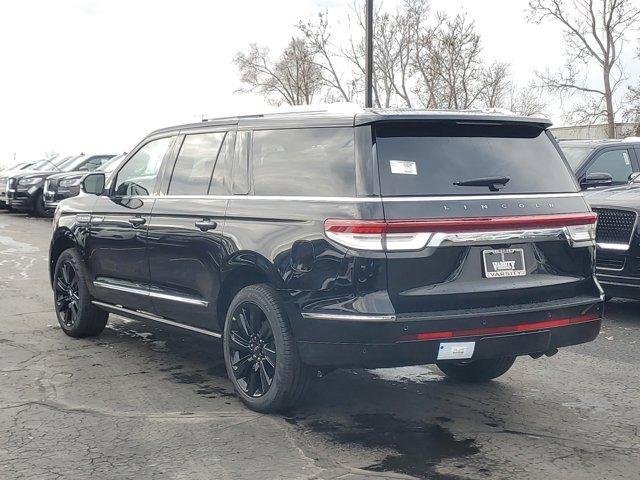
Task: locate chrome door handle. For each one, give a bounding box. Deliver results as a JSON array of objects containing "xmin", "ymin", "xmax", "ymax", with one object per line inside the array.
[
  {"xmin": 195, "ymin": 219, "xmax": 217, "ymax": 232},
  {"xmin": 128, "ymin": 216, "xmax": 146, "ymax": 227}
]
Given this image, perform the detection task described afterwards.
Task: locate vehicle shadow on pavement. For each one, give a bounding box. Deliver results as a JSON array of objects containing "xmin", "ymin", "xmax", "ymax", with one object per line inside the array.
[
  {"xmin": 88, "ymin": 299, "xmax": 640, "ymax": 479},
  {"xmin": 93, "ymin": 315, "xmax": 553, "ymax": 479}
]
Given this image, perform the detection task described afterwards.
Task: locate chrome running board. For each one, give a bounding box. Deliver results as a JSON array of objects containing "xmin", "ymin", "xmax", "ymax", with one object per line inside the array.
[{"xmin": 91, "ymin": 301, "xmax": 222, "ymax": 338}]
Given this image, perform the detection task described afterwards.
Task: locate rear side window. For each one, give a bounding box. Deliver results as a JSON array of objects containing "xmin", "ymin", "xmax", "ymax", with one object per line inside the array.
[
  {"xmin": 168, "ymin": 132, "xmax": 226, "ymax": 195},
  {"xmin": 376, "ymin": 122, "xmax": 578, "ymax": 196},
  {"xmin": 209, "ymin": 131, "xmax": 236, "ymax": 195},
  {"xmin": 252, "ymin": 128, "xmax": 355, "ymax": 196}
]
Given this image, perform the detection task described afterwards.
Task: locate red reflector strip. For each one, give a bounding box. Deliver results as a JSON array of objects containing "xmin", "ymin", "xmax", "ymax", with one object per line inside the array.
[
  {"xmin": 399, "ymin": 314, "xmax": 601, "ymax": 342},
  {"xmin": 325, "ymin": 213, "xmax": 597, "ymax": 234}
]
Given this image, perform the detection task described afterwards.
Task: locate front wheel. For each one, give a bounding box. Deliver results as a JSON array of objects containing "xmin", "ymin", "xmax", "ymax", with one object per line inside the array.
[
  {"xmin": 223, "ymin": 284, "xmax": 311, "ymax": 413},
  {"xmin": 436, "ymin": 356, "xmax": 516, "ymax": 383},
  {"xmin": 53, "ymin": 249, "xmax": 108, "ymax": 337},
  {"xmin": 34, "ymin": 192, "xmax": 50, "ymax": 217}
]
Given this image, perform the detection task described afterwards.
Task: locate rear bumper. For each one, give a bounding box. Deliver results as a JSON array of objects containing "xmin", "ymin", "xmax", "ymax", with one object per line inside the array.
[{"xmin": 294, "ymin": 297, "xmax": 603, "ymax": 368}]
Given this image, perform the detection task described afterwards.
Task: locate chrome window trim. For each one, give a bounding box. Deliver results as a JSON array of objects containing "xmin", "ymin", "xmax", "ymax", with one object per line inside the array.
[
  {"xmin": 301, "ymin": 312, "xmax": 397, "ymax": 321},
  {"xmin": 93, "ymin": 280, "xmax": 208, "ymax": 307},
  {"xmin": 92, "ymin": 301, "xmax": 221, "ymax": 338},
  {"xmin": 102, "ymin": 192, "xmax": 583, "ymax": 203}
]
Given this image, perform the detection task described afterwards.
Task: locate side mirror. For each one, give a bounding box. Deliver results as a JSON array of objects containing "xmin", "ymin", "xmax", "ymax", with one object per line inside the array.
[
  {"xmin": 580, "ymin": 172, "xmax": 613, "ymax": 190},
  {"xmin": 81, "ymin": 172, "xmax": 105, "ymax": 195},
  {"xmin": 629, "ymin": 172, "xmax": 640, "ymax": 183}
]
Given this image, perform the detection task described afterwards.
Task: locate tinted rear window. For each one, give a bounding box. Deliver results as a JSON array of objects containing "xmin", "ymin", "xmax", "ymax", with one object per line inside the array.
[
  {"xmin": 376, "ymin": 122, "xmax": 577, "ymax": 196},
  {"xmin": 252, "ymin": 127, "xmax": 355, "ymax": 196}
]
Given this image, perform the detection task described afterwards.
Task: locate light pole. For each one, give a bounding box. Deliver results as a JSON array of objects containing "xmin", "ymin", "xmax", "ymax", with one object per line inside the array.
[{"xmin": 365, "ymin": 0, "xmax": 373, "ymax": 108}]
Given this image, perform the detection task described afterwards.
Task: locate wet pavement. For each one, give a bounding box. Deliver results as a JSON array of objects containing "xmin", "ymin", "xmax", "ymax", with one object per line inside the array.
[{"xmin": 0, "ymin": 210, "xmax": 639, "ymax": 479}]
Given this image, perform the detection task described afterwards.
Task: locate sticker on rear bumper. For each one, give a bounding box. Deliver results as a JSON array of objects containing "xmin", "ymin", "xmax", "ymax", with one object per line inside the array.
[
  {"xmin": 482, "ymin": 248, "xmax": 526, "ymax": 278},
  {"xmin": 437, "ymin": 341, "xmax": 475, "ymax": 360}
]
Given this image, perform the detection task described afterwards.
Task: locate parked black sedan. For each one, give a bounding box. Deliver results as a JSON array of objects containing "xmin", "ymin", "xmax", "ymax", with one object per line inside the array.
[
  {"xmin": 586, "ymin": 175, "xmax": 640, "ymax": 300},
  {"xmin": 6, "ymin": 154, "xmax": 114, "ymax": 216},
  {"xmin": 44, "ymin": 153, "xmax": 126, "ymax": 210}
]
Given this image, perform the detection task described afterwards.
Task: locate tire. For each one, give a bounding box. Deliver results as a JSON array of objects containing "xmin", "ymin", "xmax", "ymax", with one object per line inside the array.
[
  {"xmin": 53, "ymin": 248, "xmax": 109, "ymax": 338},
  {"xmin": 223, "ymin": 283, "xmax": 311, "ymax": 413},
  {"xmin": 34, "ymin": 192, "xmax": 49, "ymax": 217},
  {"xmin": 437, "ymin": 356, "xmax": 516, "ymax": 383}
]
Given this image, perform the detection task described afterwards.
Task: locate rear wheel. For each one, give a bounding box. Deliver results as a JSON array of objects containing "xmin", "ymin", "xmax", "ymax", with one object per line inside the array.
[
  {"xmin": 223, "ymin": 283, "xmax": 311, "ymax": 413},
  {"xmin": 437, "ymin": 356, "xmax": 516, "ymax": 383},
  {"xmin": 53, "ymin": 249, "xmax": 108, "ymax": 337}
]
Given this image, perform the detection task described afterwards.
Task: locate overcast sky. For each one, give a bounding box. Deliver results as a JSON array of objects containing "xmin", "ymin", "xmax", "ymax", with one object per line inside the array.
[{"xmin": 0, "ymin": 0, "xmax": 638, "ymax": 167}]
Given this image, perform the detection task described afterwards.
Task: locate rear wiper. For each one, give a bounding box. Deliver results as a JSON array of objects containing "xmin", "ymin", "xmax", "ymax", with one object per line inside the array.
[{"xmin": 453, "ymin": 176, "xmax": 510, "ymax": 192}]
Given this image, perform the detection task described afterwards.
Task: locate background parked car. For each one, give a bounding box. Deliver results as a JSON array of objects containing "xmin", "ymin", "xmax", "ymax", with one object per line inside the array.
[
  {"xmin": 558, "ymin": 138, "xmax": 640, "ymax": 189},
  {"xmin": 7, "ymin": 154, "xmax": 115, "ymax": 216},
  {"xmin": 44, "ymin": 153, "xmax": 127, "ymax": 210},
  {"xmin": 0, "ymin": 155, "xmax": 74, "ymax": 209},
  {"xmin": 0, "ymin": 161, "xmax": 37, "ymax": 172},
  {"xmin": 585, "ymin": 173, "xmax": 640, "ymax": 301}
]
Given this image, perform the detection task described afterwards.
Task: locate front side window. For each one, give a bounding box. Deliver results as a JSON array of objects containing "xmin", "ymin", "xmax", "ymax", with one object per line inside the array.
[
  {"xmin": 585, "ymin": 149, "xmax": 633, "ymax": 184},
  {"xmin": 252, "ymin": 128, "xmax": 355, "ymax": 196},
  {"xmin": 168, "ymin": 132, "xmax": 226, "ymax": 195},
  {"xmin": 114, "ymin": 137, "xmax": 173, "ymax": 197}
]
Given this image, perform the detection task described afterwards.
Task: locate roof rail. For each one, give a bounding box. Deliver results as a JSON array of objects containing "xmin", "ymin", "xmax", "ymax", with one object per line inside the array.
[{"xmin": 201, "ymin": 102, "xmax": 363, "ymax": 122}]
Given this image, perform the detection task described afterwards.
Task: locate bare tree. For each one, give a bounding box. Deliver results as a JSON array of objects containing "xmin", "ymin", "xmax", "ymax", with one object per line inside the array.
[
  {"xmin": 481, "ymin": 62, "xmax": 511, "ymax": 108},
  {"xmin": 235, "ymin": 0, "xmax": 528, "ymax": 113},
  {"xmin": 298, "ymin": 12, "xmax": 359, "ymax": 102},
  {"xmin": 234, "ymin": 38, "xmax": 322, "ymax": 106},
  {"xmin": 508, "ymin": 86, "xmax": 549, "ymax": 117},
  {"xmin": 528, "ymin": 0, "xmax": 640, "ymax": 138},
  {"xmin": 623, "ymin": 45, "xmax": 640, "ymax": 136}
]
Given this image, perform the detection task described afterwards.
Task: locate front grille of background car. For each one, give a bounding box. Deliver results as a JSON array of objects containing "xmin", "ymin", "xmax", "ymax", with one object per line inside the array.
[
  {"xmin": 596, "ymin": 251, "xmax": 626, "ymax": 271},
  {"xmin": 592, "ymin": 208, "xmax": 637, "ymax": 245}
]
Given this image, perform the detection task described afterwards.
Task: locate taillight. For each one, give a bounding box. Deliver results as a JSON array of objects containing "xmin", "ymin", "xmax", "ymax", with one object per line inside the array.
[{"xmin": 325, "ymin": 213, "xmax": 597, "ymax": 251}]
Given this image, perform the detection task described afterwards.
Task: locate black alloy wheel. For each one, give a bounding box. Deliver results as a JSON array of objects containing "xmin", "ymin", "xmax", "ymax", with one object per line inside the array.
[
  {"xmin": 55, "ymin": 260, "xmax": 81, "ymax": 328},
  {"xmin": 53, "ymin": 248, "xmax": 109, "ymax": 337},
  {"xmin": 227, "ymin": 302, "xmax": 276, "ymax": 398}
]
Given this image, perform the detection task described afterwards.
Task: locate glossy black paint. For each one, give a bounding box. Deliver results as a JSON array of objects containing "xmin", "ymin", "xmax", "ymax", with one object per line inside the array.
[{"xmin": 49, "ymin": 111, "xmax": 603, "ymax": 368}]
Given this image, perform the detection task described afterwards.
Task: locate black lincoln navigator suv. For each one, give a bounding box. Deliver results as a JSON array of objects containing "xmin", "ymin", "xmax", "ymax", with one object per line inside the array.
[{"xmin": 49, "ymin": 108, "xmax": 604, "ymax": 412}]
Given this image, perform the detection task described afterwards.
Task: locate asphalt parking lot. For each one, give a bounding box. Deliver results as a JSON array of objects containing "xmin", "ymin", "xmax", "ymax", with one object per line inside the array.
[{"xmin": 0, "ymin": 211, "xmax": 638, "ymax": 480}]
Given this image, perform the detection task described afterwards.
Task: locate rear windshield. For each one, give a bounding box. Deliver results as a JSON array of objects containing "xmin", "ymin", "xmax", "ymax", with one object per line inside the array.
[{"xmin": 375, "ymin": 122, "xmax": 578, "ymax": 196}]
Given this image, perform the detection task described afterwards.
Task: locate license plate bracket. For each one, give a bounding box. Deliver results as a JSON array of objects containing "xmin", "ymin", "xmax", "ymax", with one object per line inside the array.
[{"xmin": 482, "ymin": 248, "xmax": 526, "ymax": 278}]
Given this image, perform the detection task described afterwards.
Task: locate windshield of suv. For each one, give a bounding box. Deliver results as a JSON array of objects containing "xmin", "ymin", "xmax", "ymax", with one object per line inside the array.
[
  {"xmin": 99, "ymin": 154, "xmax": 126, "ymax": 174},
  {"xmin": 375, "ymin": 122, "xmax": 578, "ymax": 196},
  {"xmin": 559, "ymin": 146, "xmax": 594, "ymax": 171},
  {"xmin": 56, "ymin": 155, "xmax": 86, "ymax": 172},
  {"xmin": 31, "ymin": 156, "xmax": 73, "ymax": 171}
]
